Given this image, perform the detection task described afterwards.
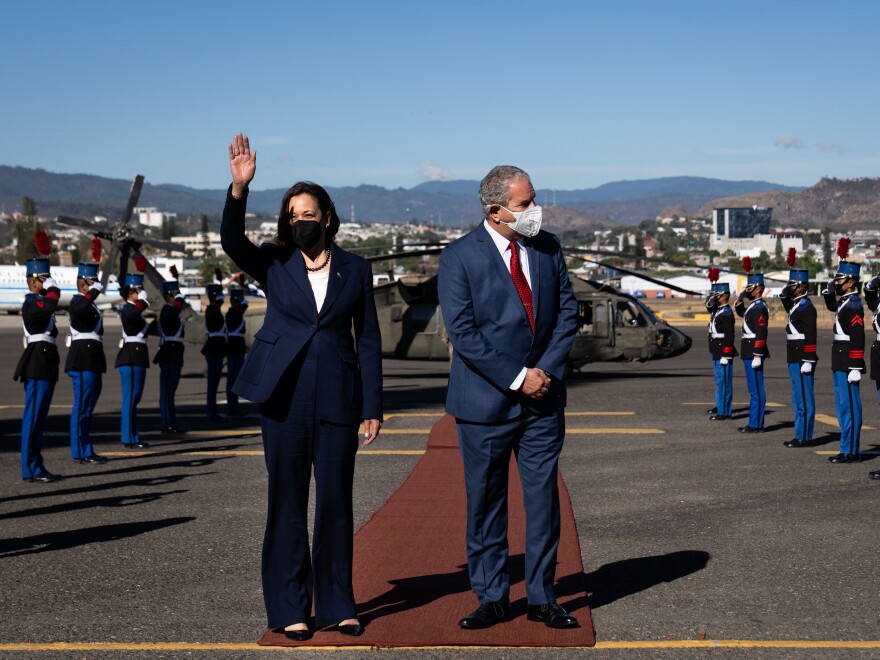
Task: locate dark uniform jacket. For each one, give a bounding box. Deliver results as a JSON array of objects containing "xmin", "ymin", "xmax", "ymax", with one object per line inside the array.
[
  {"xmin": 780, "ymin": 295, "xmax": 818, "ymax": 365},
  {"xmin": 153, "ymin": 300, "xmax": 186, "ymax": 366},
  {"xmin": 65, "ymin": 288, "xmax": 106, "ymax": 374},
  {"xmin": 823, "ymin": 290, "xmax": 865, "ymax": 373},
  {"xmin": 14, "ymin": 287, "xmax": 61, "ymax": 382},
  {"xmin": 225, "ymin": 306, "xmax": 247, "ymax": 357},
  {"xmin": 735, "ymin": 297, "xmax": 770, "ymax": 360},
  {"xmin": 201, "ymin": 304, "xmax": 227, "ymax": 357},
  {"xmin": 114, "ymin": 300, "xmax": 150, "ymax": 369},
  {"xmin": 863, "ymin": 283, "xmax": 880, "ymax": 379},
  {"xmin": 708, "ymin": 305, "xmax": 737, "ymax": 361}
]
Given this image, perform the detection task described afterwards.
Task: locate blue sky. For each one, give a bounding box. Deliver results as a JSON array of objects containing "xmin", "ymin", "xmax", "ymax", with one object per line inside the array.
[{"xmin": 2, "ymin": 0, "xmax": 878, "ymax": 191}]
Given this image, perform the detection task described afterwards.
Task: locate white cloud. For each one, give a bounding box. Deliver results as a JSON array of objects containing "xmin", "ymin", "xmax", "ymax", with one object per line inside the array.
[
  {"xmin": 419, "ymin": 160, "xmax": 453, "ymax": 181},
  {"xmin": 775, "ymin": 135, "xmax": 806, "ymax": 149}
]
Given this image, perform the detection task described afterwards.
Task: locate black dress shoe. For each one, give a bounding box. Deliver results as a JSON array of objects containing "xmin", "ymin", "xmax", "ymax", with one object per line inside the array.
[
  {"xmin": 738, "ymin": 426, "xmax": 764, "ymax": 433},
  {"xmin": 161, "ymin": 426, "xmax": 179, "ymax": 434},
  {"xmin": 336, "ymin": 623, "xmax": 365, "ymax": 636},
  {"xmin": 709, "ymin": 414, "xmax": 730, "ymax": 421},
  {"xmin": 124, "ymin": 442, "xmax": 151, "ymax": 449},
  {"xmin": 828, "ymin": 453, "xmax": 860, "ymax": 463},
  {"xmin": 459, "ymin": 601, "xmax": 509, "ymax": 629},
  {"xmin": 783, "ymin": 439, "xmax": 804, "ymax": 448},
  {"xmin": 281, "ymin": 627, "xmax": 312, "ymax": 641},
  {"xmin": 27, "ymin": 471, "xmax": 62, "ymax": 483},
  {"xmin": 869, "ymin": 470, "xmax": 880, "ymax": 480},
  {"xmin": 707, "ymin": 407, "xmax": 718, "ymax": 415},
  {"xmin": 79, "ymin": 454, "xmax": 109, "ymax": 464},
  {"xmin": 527, "ymin": 602, "xmax": 579, "ymax": 629}
]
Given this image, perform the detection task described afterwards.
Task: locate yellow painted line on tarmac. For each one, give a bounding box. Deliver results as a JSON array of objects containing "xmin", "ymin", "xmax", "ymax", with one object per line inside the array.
[
  {"xmin": 815, "ymin": 413, "xmax": 875, "ymax": 430},
  {"xmin": 684, "ymin": 402, "xmax": 786, "ymax": 408},
  {"xmin": 815, "ymin": 450, "xmax": 879, "ymax": 456},
  {"xmin": 383, "ymin": 412, "xmax": 444, "ymax": 420},
  {"xmin": 0, "ymin": 404, "xmax": 72, "ymax": 410},
  {"xmin": 102, "ymin": 449, "xmax": 425, "ymax": 457},
  {"xmin": 2, "ymin": 640, "xmax": 879, "ymax": 651},
  {"xmin": 567, "ymin": 428, "xmax": 665, "ymax": 434}
]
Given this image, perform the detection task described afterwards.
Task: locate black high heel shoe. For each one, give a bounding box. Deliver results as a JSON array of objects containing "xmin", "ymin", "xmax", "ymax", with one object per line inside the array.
[
  {"xmin": 337, "ymin": 623, "xmax": 365, "ymax": 636},
  {"xmin": 282, "ymin": 627, "xmax": 312, "ymax": 641}
]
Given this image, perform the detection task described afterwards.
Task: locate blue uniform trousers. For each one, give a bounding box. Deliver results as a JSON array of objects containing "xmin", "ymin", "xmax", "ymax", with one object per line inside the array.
[
  {"xmin": 21, "ymin": 378, "xmax": 56, "ymax": 479},
  {"xmin": 713, "ymin": 359, "xmax": 733, "ymax": 416},
  {"xmin": 205, "ymin": 355, "xmax": 224, "ymax": 419},
  {"xmin": 832, "ymin": 370, "xmax": 862, "ymax": 455},
  {"xmin": 742, "ymin": 360, "xmax": 766, "ymax": 429},
  {"xmin": 226, "ymin": 354, "xmax": 244, "ymax": 415},
  {"xmin": 118, "ymin": 365, "xmax": 146, "ymax": 446},
  {"xmin": 788, "ymin": 363, "xmax": 815, "ymax": 443},
  {"xmin": 259, "ymin": 346, "xmax": 359, "ymax": 629},
  {"xmin": 69, "ymin": 370, "xmax": 102, "ymax": 460},
  {"xmin": 158, "ymin": 362, "xmax": 181, "ymax": 429},
  {"xmin": 456, "ymin": 410, "xmax": 564, "ymax": 606}
]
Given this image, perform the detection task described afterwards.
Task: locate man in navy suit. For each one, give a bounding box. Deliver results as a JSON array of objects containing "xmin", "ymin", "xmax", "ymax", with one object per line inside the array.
[{"xmin": 438, "ymin": 165, "xmax": 579, "ymax": 631}]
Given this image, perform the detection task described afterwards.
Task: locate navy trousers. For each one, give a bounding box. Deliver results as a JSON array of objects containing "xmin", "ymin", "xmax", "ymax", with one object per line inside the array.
[
  {"xmin": 713, "ymin": 359, "xmax": 733, "ymax": 416},
  {"xmin": 69, "ymin": 370, "xmax": 102, "ymax": 460},
  {"xmin": 205, "ymin": 355, "xmax": 224, "ymax": 419},
  {"xmin": 226, "ymin": 354, "xmax": 244, "ymax": 415},
  {"xmin": 456, "ymin": 410, "xmax": 564, "ymax": 606},
  {"xmin": 259, "ymin": 347, "xmax": 360, "ymax": 629},
  {"xmin": 833, "ymin": 370, "xmax": 862, "ymax": 455},
  {"xmin": 118, "ymin": 365, "xmax": 146, "ymax": 446},
  {"xmin": 21, "ymin": 378, "xmax": 56, "ymax": 479},
  {"xmin": 158, "ymin": 362, "xmax": 181, "ymax": 429},
  {"xmin": 743, "ymin": 360, "xmax": 766, "ymax": 429},
  {"xmin": 788, "ymin": 363, "xmax": 815, "ymax": 443}
]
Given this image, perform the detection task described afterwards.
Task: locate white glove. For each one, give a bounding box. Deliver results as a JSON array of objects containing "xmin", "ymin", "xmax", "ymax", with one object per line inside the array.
[
  {"xmin": 751, "ymin": 357, "xmax": 762, "ymax": 369},
  {"xmin": 848, "ymin": 370, "xmax": 861, "ymax": 383},
  {"xmin": 719, "ymin": 357, "xmax": 729, "ymax": 366},
  {"xmin": 137, "ymin": 289, "xmax": 150, "ymax": 306},
  {"xmin": 90, "ymin": 281, "xmax": 104, "ymax": 293},
  {"xmin": 800, "ymin": 362, "xmax": 813, "ymax": 374},
  {"xmin": 42, "ymin": 277, "xmax": 58, "ymax": 290},
  {"xmin": 174, "ymin": 293, "xmax": 186, "ymax": 302}
]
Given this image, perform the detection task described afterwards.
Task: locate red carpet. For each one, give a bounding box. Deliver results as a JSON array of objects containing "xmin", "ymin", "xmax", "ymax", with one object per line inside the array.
[{"xmin": 259, "ymin": 414, "xmax": 595, "ymax": 647}]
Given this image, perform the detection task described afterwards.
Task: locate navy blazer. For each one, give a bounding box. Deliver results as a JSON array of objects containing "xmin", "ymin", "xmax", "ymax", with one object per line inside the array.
[
  {"xmin": 438, "ymin": 224, "xmax": 578, "ymax": 423},
  {"xmin": 220, "ymin": 187, "xmax": 382, "ymax": 423}
]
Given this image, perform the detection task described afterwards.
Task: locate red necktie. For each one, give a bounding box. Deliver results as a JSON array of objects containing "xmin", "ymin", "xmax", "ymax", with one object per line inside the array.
[{"xmin": 509, "ymin": 240, "xmax": 535, "ymax": 332}]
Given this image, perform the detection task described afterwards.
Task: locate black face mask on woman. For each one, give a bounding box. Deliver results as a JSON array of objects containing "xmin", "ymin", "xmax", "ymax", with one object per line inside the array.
[{"xmin": 291, "ymin": 220, "xmax": 324, "ymax": 251}]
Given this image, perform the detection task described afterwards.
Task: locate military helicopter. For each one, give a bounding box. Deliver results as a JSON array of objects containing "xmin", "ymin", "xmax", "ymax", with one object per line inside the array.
[{"xmin": 366, "ymin": 244, "xmax": 693, "ymax": 368}]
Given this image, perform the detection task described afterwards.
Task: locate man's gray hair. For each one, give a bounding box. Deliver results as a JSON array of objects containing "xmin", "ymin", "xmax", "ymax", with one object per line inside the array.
[{"xmin": 479, "ymin": 165, "xmax": 531, "ymax": 216}]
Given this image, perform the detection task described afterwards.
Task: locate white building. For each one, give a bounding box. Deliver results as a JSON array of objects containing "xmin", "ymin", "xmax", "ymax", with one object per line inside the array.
[{"xmin": 134, "ymin": 206, "xmax": 176, "ymax": 229}]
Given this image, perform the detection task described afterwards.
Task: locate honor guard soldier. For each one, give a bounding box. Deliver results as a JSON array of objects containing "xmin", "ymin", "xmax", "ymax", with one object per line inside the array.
[
  {"xmin": 822, "ymin": 240, "xmax": 864, "ymax": 464},
  {"xmin": 153, "ymin": 280, "xmax": 189, "ymax": 433},
  {"xmin": 116, "ymin": 271, "xmax": 151, "ymax": 448},
  {"xmin": 225, "ymin": 287, "xmax": 248, "ymax": 416},
  {"xmin": 202, "ymin": 282, "xmax": 227, "ymax": 421},
  {"xmin": 863, "ymin": 273, "xmax": 880, "ymax": 480},
  {"xmin": 779, "ymin": 255, "xmax": 818, "ymax": 448},
  {"xmin": 706, "ymin": 270, "xmax": 736, "ymax": 420},
  {"xmin": 14, "ymin": 253, "xmax": 62, "ymax": 483},
  {"xmin": 66, "ymin": 261, "xmax": 109, "ymax": 464},
  {"xmin": 734, "ymin": 257, "xmax": 769, "ymax": 433}
]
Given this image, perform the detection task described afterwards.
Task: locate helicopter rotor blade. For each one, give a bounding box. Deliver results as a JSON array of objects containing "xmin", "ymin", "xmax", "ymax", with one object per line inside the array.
[
  {"xmin": 135, "ymin": 235, "xmax": 186, "ymax": 253},
  {"xmin": 101, "ymin": 242, "xmax": 120, "ymax": 290},
  {"xmin": 56, "ymin": 215, "xmax": 105, "ymax": 231},
  {"xmin": 120, "ymin": 175, "xmax": 145, "ymax": 226}
]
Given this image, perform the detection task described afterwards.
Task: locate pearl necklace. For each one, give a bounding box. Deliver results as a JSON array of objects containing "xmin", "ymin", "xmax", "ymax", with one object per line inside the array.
[{"xmin": 305, "ymin": 249, "xmax": 331, "ymax": 272}]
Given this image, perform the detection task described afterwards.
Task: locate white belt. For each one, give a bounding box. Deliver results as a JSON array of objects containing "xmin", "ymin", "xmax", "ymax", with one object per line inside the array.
[
  {"xmin": 228, "ymin": 332, "xmax": 245, "ymax": 338},
  {"xmin": 123, "ymin": 336, "xmax": 146, "ymax": 344},
  {"xmin": 834, "ymin": 334, "xmax": 850, "ymax": 341},
  {"xmin": 26, "ymin": 334, "xmax": 55, "ymax": 345},
  {"xmin": 72, "ymin": 332, "xmax": 102, "ymax": 342},
  {"xmin": 742, "ymin": 333, "xmax": 756, "ymax": 339},
  {"xmin": 161, "ymin": 336, "xmax": 183, "ymax": 343},
  {"xmin": 711, "ymin": 333, "xmax": 724, "ymax": 339},
  {"xmin": 786, "ymin": 333, "xmax": 805, "ymax": 340},
  {"xmin": 206, "ymin": 332, "xmax": 227, "ymax": 338}
]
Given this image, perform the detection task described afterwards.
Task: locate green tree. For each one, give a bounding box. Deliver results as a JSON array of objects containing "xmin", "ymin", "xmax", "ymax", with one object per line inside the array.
[
  {"xmin": 14, "ymin": 197, "xmax": 41, "ymax": 264},
  {"xmin": 622, "ymin": 233, "xmax": 631, "ymax": 254},
  {"xmin": 200, "ymin": 214, "xmax": 213, "ymax": 257},
  {"xmin": 197, "ymin": 254, "xmax": 236, "ymax": 284},
  {"xmin": 775, "ymin": 234, "xmax": 783, "ymax": 261},
  {"xmin": 822, "ymin": 228, "xmax": 832, "ymax": 269},
  {"xmin": 634, "ymin": 232, "xmax": 646, "ymax": 258}
]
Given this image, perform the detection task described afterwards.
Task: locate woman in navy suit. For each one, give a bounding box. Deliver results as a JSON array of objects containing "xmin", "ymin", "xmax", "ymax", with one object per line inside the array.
[{"xmin": 221, "ymin": 133, "xmax": 382, "ymax": 640}]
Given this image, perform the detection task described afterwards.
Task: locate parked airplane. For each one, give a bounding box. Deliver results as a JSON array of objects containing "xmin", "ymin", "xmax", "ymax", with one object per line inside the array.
[{"xmin": 0, "ymin": 265, "xmax": 118, "ymax": 313}]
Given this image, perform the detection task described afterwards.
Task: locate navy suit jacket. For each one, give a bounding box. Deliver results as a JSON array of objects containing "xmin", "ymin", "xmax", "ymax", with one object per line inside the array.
[
  {"xmin": 221, "ymin": 188, "xmax": 382, "ymax": 424},
  {"xmin": 438, "ymin": 224, "xmax": 578, "ymax": 423}
]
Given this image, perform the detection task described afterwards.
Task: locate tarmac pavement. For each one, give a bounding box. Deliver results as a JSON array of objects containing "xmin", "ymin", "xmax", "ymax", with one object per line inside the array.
[{"xmin": 0, "ymin": 314, "xmax": 878, "ymax": 659}]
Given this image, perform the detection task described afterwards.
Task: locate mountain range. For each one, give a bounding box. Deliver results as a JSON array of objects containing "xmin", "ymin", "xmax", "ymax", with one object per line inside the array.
[{"xmin": 0, "ymin": 164, "xmax": 856, "ymax": 230}]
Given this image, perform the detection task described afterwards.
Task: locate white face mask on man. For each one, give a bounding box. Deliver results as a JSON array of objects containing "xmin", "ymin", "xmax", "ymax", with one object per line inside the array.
[{"xmin": 500, "ymin": 205, "xmax": 543, "ymax": 238}]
